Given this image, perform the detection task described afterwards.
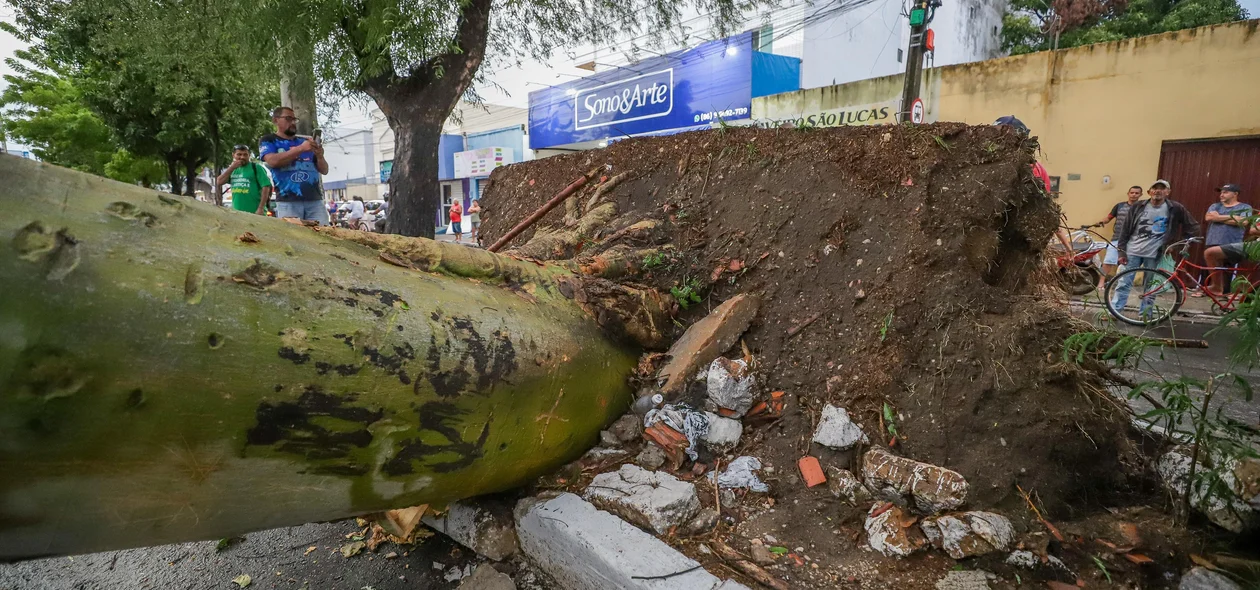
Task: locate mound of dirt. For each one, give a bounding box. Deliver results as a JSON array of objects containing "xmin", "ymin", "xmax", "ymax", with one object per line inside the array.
[{"xmin": 481, "ymin": 123, "xmax": 1138, "ymax": 517}]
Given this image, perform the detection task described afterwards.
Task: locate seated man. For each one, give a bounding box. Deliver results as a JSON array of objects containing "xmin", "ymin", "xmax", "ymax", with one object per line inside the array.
[{"xmin": 1203, "ymin": 218, "xmax": 1259, "ymax": 295}]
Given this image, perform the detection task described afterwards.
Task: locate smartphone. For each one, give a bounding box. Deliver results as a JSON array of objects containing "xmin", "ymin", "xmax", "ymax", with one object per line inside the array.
[{"xmin": 312, "ymin": 128, "xmax": 323, "ymax": 146}]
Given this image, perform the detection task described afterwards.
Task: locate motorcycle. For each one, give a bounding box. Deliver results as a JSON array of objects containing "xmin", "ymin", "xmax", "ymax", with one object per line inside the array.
[{"xmin": 1053, "ymin": 226, "xmax": 1108, "ymax": 295}]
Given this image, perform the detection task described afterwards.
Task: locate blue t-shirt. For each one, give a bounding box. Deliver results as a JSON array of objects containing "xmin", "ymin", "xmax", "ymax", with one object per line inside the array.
[
  {"xmin": 259, "ymin": 134, "xmax": 322, "ymax": 202},
  {"xmin": 1205, "ymin": 202, "xmax": 1253, "ymax": 246}
]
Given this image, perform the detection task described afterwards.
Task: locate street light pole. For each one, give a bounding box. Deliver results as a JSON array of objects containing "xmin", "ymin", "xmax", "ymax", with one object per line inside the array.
[{"xmin": 899, "ymin": 0, "xmax": 940, "ymax": 123}]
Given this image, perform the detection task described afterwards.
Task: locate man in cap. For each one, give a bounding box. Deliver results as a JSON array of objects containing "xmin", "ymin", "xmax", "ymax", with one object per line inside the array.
[
  {"xmin": 1200, "ymin": 183, "xmax": 1252, "ymax": 295},
  {"xmin": 1111, "ymin": 179, "xmax": 1201, "ymax": 315}
]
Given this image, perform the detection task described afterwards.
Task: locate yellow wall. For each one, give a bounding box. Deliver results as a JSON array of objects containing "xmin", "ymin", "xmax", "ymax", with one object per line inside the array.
[{"xmin": 754, "ymin": 20, "xmax": 1260, "ymax": 233}]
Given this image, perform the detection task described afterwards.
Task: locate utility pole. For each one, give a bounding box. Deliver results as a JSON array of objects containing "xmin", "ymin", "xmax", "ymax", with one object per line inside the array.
[{"xmin": 899, "ymin": 0, "xmax": 940, "ymax": 123}]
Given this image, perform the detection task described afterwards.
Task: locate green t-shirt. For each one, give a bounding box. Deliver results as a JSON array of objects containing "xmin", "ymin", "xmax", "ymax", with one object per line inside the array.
[{"xmin": 230, "ymin": 162, "xmax": 272, "ymax": 213}]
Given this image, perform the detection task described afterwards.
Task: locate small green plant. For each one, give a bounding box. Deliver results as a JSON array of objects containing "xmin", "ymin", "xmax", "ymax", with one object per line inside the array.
[
  {"xmin": 670, "ymin": 278, "xmax": 703, "ymax": 309},
  {"xmin": 1062, "ymin": 331, "xmax": 1152, "ymax": 368},
  {"xmin": 882, "ymin": 403, "xmax": 898, "ymax": 439},
  {"xmin": 744, "ymin": 141, "xmax": 760, "ymax": 161},
  {"xmin": 794, "ymin": 119, "xmax": 817, "ymax": 131},
  {"xmin": 642, "ymin": 251, "xmax": 669, "ymax": 270},
  {"xmin": 1090, "ymin": 555, "xmax": 1112, "ymax": 583},
  {"xmin": 675, "ymin": 209, "xmax": 689, "ymax": 221},
  {"xmin": 983, "ymin": 140, "xmax": 999, "ymax": 153},
  {"xmin": 715, "ymin": 115, "xmax": 731, "ymax": 134},
  {"xmin": 932, "ymin": 135, "xmax": 952, "ymax": 152},
  {"xmin": 879, "ymin": 311, "xmax": 894, "ymax": 342}
]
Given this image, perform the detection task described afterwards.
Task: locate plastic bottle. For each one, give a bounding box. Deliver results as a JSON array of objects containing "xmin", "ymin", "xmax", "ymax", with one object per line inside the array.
[{"xmin": 631, "ymin": 393, "xmax": 664, "ymax": 416}]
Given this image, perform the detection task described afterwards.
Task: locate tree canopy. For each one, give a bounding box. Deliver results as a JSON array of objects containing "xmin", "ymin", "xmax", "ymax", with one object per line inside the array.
[
  {"xmin": 1002, "ymin": 0, "xmax": 1248, "ymax": 55},
  {"xmin": 3, "ymin": 0, "xmax": 278, "ymax": 194}
]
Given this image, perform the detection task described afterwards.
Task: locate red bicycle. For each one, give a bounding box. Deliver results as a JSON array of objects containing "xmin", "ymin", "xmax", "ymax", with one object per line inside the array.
[{"xmin": 1103, "ymin": 237, "xmax": 1257, "ymax": 326}]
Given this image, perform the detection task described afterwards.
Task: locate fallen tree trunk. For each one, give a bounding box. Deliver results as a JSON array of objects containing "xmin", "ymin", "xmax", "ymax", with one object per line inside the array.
[{"xmin": 0, "ymin": 156, "xmax": 639, "ymax": 559}]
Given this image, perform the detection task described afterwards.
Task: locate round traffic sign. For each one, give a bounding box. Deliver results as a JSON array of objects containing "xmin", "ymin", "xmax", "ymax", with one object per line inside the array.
[{"xmin": 910, "ymin": 98, "xmax": 925, "ymax": 124}]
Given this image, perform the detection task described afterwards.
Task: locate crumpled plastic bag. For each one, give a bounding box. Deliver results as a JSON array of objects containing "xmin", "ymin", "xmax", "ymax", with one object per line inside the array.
[
  {"xmin": 711, "ymin": 455, "xmax": 769, "ymax": 492},
  {"xmin": 706, "ymin": 357, "xmax": 755, "ymax": 417},
  {"xmin": 644, "ymin": 403, "xmax": 709, "ymax": 461}
]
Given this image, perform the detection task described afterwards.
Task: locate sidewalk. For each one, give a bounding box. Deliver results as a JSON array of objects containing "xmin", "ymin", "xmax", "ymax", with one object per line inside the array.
[{"xmin": 1070, "ymin": 289, "xmax": 1225, "ymax": 324}]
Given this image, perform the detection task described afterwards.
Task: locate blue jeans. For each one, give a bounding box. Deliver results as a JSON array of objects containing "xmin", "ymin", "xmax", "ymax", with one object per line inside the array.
[
  {"xmin": 276, "ymin": 200, "xmax": 330, "ymax": 225},
  {"xmin": 1110, "ymin": 255, "xmax": 1160, "ymax": 315}
]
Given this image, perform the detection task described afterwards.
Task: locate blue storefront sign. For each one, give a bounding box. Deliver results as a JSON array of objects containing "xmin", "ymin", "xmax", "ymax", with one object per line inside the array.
[{"xmin": 530, "ymin": 33, "xmax": 797, "ymax": 150}]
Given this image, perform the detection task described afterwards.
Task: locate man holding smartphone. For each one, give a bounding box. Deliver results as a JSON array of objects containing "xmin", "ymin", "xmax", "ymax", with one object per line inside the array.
[{"xmin": 260, "ymin": 106, "xmax": 329, "ymax": 224}]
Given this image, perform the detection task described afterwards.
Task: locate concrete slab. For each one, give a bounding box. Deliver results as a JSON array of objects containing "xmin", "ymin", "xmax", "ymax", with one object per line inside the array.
[
  {"xmin": 657, "ymin": 294, "xmax": 759, "ymax": 395},
  {"xmin": 515, "ymin": 493, "xmax": 735, "ymax": 590}
]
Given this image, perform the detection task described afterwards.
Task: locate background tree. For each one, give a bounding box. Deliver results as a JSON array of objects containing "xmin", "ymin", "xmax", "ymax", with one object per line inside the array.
[
  {"xmin": 1003, "ymin": 0, "xmax": 1248, "ymax": 54},
  {"xmin": 245, "ymin": 0, "xmax": 763, "ymax": 237},
  {"xmin": 4, "ymin": 0, "xmax": 277, "ymax": 196}
]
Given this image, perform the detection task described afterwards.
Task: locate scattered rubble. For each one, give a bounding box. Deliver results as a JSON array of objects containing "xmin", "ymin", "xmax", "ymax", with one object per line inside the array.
[
  {"xmin": 706, "ymin": 357, "xmax": 756, "ymax": 417},
  {"xmin": 863, "ymin": 448, "xmax": 969, "ymax": 514},
  {"xmin": 864, "ymin": 504, "xmax": 926, "ymax": 557},
  {"xmin": 515, "ymin": 493, "xmax": 746, "ymax": 590},
  {"xmin": 634, "ymin": 445, "xmax": 667, "ymax": 471},
  {"xmin": 655, "ymin": 294, "xmax": 759, "ymax": 395},
  {"xmin": 680, "ymin": 507, "xmax": 719, "ymax": 536},
  {"xmin": 920, "ymin": 512, "xmax": 1014, "ymax": 559},
  {"xmin": 749, "ymin": 539, "xmax": 776, "ymax": 565},
  {"xmin": 456, "ymin": 564, "xmax": 516, "ymax": 590},
  {"xmin": 421, "ymin": 499, "xmax": 519, "ymax": 561},
  {"xmin": 584, "ymin": 464, "xmax": 701, "ymax": 534},
  {"xmin": 934, "ymin": 570, "xmax": 992, "ymax": 590},
  {"xmin": 608, "ymin": 414, "xmax": 643, "ymax": 443},
  {"xmin": 713, "ymin": 456, "xmax": 769, "ymax": 492},
  {"xmin": 826, "ymin": 466, "xmax": 872, "ymax": 505},
  {"xmin": 1180, "ymin": 567, "xmax": 1243, "ymax": 590},
  {"xmin": 811, "ymin": 405, "xmax": 868, "ymax": 450},
  {"xmin": 598, "ymin": 430, "xmax": 620, "ymax": 447},
  {"xmin": 644, "ymin": 403, "xmax": 709, "ymax": 462},
  {"xmin": 1158, "ymin": 447, "xmax": 1258, "ymax": 533},
  {"xmin": 702, "ymin": 411, "xmax": 743, "ymax": 452}
]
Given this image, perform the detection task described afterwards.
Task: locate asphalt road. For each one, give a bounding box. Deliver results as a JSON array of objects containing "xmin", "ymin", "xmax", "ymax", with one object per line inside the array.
[
  {"xmin": 0, "ymin": 520, "xmax": 480, "ymax": 590},
  {"xmin": 1087, "ymin": 310, "xmax": 1260, "ymax": 430}
]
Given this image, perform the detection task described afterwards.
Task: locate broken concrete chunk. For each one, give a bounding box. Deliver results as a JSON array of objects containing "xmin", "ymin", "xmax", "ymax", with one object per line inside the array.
[
  {"xmin": 584, "ymin": 464, "xmax": 701, "ymax": 534},
  {"xmin": 599, "ymin": 430, "xmax": 620, "ymax": 448},
  {"xmin": 634, "ymin": 444, "xmax": 667, "ymax": 471},
  {"xmin": 920, "ymin": 512, "xmax": 1014, "ymax": 559},
  {"xmin": 702, "ymin": 412, "xmax": 743, "ymax": 452},
  {"xmin": 421, "ymin": 499, "xmax": 519, "ymax": 561},
  {"xmin": 864, "ymin": 504, "xmax": 926, "ymax": 558},
  {"xmin": 609, "ymin": 413, "xmax": 643, "ymax": 443},
  {"xmin": 1180, "ymin": 567, "xmax": 1243, "ymax": 590},
  {"xmin": 456, "ymin": 563, "xmax": 516, "ymax": 590},
  {"xmin": 680, "ymin": 507, "xmax": 719, "ymax": 536},
  {"xmin": 657, "ymin": 294, "xmax": 759, "ymax": 395},
  {"xmin": 934, "ymin": 570, "xmax": 992, "ymax": 590},
  {"xmin": 826, "ymin": 466, "xmax": 872, "ymax": 505},
  {"xmin": 1158, "ymin": 447, "xmax": 1258, "ymax": 533},
  {"xmin": 812, "ymin": 405, "xmax": 868, "ymax": 450},
  {"xmin": 863, "ymin": 448, "xmax": 969, "ymax": 514},
  {"xmin": 705, "ymin": 357, "xmax": 755, "ymax": 417},
  {"xmin": 749, "ymin": 540, "xmax": 775, "ymax": 565},
  {"xmin": 515, "ymin": 493, "xmax": 739, "ymax": 590}
]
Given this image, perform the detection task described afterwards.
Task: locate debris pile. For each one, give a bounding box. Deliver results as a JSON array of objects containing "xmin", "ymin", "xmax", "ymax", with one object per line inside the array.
[{"xmin": 471, "ymin": 124, "xmax": 1200, "ymax": 587}]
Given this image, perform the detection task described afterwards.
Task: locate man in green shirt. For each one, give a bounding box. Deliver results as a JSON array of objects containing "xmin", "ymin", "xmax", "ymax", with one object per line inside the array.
[{"xmin": 216, "ymin": 145, "xmax": 273, "ymax": 215}]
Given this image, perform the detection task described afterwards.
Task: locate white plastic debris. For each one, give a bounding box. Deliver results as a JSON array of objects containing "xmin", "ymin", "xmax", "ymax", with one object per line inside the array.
[
  {"xmin": 711, "ymin": 456, "xmax": 769, "ymax": 493},
  {"xmin": 705, "ymin": 358, "xmax": 755, "ymax": 417},
  {"xmin": 644, "ymin": 403, "xmax": 710, "ymax": 460}
]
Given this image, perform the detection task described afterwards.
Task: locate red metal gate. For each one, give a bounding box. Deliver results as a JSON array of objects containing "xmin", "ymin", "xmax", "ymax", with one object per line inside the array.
[{"xmin": 1158, "ymin": 137, "xmax": 1260, "ymax": 265}]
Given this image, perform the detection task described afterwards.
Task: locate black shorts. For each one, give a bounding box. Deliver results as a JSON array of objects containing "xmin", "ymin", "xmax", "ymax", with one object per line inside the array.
[{"xmin": 1220, "ymin": 243, "xmax": 1249, "ymax": 265}]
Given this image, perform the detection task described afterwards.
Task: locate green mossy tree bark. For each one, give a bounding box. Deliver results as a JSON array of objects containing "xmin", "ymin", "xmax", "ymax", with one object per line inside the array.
[{"xmin": 0, "ymin": 156, "xmax": 638, "ymax": 559}]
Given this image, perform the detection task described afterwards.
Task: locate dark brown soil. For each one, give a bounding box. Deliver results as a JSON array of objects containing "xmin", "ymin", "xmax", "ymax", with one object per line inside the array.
[{"xmin": 482, "ymin": 123, "xmax": 1149, "ymax": 587}]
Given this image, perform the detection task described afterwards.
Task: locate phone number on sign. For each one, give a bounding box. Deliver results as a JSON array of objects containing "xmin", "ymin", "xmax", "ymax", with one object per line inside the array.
[{"xmin": 694, "ymin": 108, "xmax": 749, "ymax": 123}]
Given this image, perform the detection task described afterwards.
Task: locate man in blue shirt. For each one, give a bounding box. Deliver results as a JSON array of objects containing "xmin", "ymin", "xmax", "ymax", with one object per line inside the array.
[{"xmin": 259, "ymin": 106, "xmax": 329, "ymax": 224}]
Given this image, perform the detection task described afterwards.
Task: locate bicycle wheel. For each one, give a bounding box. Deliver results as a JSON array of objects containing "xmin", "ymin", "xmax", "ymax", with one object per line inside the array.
[{"xmin": 1104, "ymin": 267, "xmax": 1183, "ymax": 326}]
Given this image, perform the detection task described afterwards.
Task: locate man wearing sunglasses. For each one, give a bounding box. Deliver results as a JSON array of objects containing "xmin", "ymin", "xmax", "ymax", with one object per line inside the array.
[
  {"xmin": 216, "ymin": 145, "xmax": 273, "ymax": 215},
  {"xmin": 259, "ymin": 106, "xmax": 329, "ymax": 224}
]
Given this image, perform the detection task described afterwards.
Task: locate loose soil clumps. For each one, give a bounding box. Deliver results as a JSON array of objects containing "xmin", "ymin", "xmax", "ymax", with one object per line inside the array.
[{"xmin": 481, "ymin": 123, "xmax": 1140, "ymax": 569}]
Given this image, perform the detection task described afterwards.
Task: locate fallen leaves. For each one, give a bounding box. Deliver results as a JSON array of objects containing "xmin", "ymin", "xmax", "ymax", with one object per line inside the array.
[
  {"xmin": 340, "ymin": 541, "xmax": 366, "ymax": 558},
  {"xmin": 236, "ymin": 232, "xmax": 260, "ymax": 244},
  {"xmin": 231, "ymin": 574, "xmax": 252, "ymax": 587}
]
